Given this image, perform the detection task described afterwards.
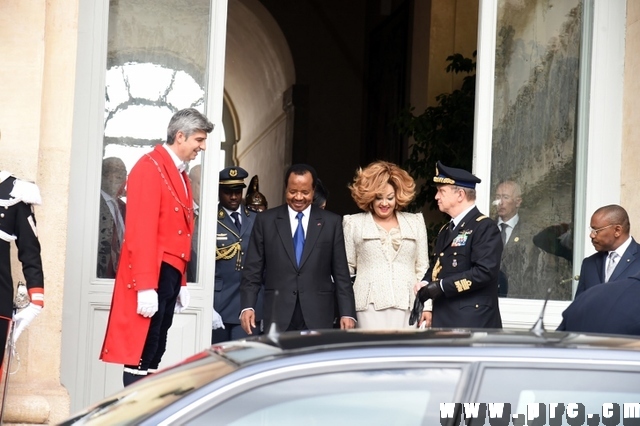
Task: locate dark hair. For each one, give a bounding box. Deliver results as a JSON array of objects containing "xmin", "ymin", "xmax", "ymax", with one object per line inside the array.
[
  {"xmin": 313, "ymin": 178, "xmax": 329, "ymax": 208},
  {"xmin": 594, "ymin": 204, "xmax": 631, "ymax": 234},
  {"xmin": 284, "ymin": 164, "xmax": 317, "ymax": 189}
]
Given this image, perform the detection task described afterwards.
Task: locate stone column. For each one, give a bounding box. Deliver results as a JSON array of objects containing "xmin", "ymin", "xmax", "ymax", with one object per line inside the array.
[{"xmin": 0, "ymin": 0, "xmax": 78, "ymax": 423}]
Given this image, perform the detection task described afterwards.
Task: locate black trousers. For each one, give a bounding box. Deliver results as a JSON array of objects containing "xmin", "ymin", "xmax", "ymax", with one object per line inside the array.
[{"xmin": 124, "ymin": 262, "xmax": 181, "ymax": 385}]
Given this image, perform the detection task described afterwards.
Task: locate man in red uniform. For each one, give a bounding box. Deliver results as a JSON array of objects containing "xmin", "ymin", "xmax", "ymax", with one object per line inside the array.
[{"xmin": 100, "ymin": 108, "xmax": 213, "ymax": 386}]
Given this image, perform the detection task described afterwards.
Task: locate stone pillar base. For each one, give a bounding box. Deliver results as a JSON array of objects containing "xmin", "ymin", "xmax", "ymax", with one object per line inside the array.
[{"xmin": 3, "ymin": 380, "xmax": 69, "ymax": 425}]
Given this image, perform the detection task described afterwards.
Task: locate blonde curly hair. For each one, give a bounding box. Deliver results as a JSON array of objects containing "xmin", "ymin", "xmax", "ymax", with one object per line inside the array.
[{"xmin": 349, "ymin": 161, "xmax": 415, "ymax": 212}]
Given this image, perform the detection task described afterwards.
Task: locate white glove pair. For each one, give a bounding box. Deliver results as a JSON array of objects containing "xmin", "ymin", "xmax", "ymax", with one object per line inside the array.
[
  {"xmin": 13, "ymin": 303, "xmax": 42, "ymax": 344},
  {"xmin": 174, "ymin": 287, "xmax": 190, "ymax": 314},
  {"xmin": 212, "ymin": 309, "xmax": 225, "ymax": 330},
  {"xmin": 136, "ymin": 287, "xmax": 191, "ymax": 317}
]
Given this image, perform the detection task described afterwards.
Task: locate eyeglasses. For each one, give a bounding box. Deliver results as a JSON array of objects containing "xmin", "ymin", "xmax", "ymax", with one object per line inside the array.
[{"xmin": 589, "ymin": 224, "xmax": 615, "ymax": 235}]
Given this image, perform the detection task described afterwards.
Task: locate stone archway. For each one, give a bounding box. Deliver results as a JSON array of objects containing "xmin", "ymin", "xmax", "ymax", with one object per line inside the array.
[{"xmin": 226, "ymin": 0, "xmax": 295, "ymax": 206}]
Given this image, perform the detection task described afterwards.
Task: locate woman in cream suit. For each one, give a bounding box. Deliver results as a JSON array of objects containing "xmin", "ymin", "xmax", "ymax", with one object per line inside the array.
[{"xmin": 343, "ymin": 161, "xmax": 430, "ymax": 330}]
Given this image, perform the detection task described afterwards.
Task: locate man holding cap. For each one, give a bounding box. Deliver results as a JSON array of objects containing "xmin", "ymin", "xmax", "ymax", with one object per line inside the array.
[
  {"xmin": 212, "ymin": 166, "xmax": 263, "ymax": 343},
  {"xmin": 412, "ymin": 161, "xmax": 503, "ymax": 328}
]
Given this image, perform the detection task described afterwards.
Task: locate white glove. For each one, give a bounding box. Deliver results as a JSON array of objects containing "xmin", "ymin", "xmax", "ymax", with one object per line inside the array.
[
  {"xmin": 13, "ymin": 303, "xmax": 42, "ymax": 344},
  {"xmin": 174, "ymin": 287, "xmax": 190, "ymax": 313},
  {"xmin": 137, "ymin": 289, "xmax": 158, "ymax": 318},
  {"xmin": 212, "ymin": 309, "xmax": 225, "ymax": 330}
]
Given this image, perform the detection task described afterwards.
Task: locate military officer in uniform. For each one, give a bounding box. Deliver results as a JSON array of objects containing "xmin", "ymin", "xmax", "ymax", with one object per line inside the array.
[
  {"xmin": 212, "ymin": 166, "xmax": 263, "ymax": 343},
  {"xmin": 0, "ymin": 171, "xmax": 45, "ymax": 366},
  {"xmin": 412, "ymin": 161, "xmax": 503, "ymax": 328}
]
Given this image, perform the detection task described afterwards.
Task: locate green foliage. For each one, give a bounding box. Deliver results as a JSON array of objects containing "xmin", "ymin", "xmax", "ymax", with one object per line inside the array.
[{"xmin": 395, "ymin": 52, "xmax": 477, "ymax": 212}]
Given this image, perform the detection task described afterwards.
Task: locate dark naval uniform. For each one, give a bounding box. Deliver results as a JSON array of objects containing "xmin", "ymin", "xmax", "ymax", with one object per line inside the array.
[
  {"xmin": 212, "ymin": 166, "xmax": 263, "ymax": 343},
  {"xmin": 0, "ymin": 173, "xmax": 44, "ymax": 362},
  {"xmin": 415, "ymin": 161, "xmax": 503, "ymax": 329},
  {"xmin": 426, "ymin": 207, "xmax": 503, "ymax": 328}
]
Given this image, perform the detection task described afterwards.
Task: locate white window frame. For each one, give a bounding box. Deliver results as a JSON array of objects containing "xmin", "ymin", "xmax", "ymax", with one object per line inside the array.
[
  {"xmin": 473, "ymin": 0, "xmax": 627, "ymax": 329},
  {"xmin": 62, "ymin": 0, "xmax": 228, "ymax": 412}
]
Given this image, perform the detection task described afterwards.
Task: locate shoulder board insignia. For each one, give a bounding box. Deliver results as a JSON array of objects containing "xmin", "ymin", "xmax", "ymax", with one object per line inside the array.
[
  {"xmin": 218, "ymin": 209, "xmax": 225, "ymax": 219},
  {"xmin": 476, "ymin": 215, "xmax": 488, "ymax": 221}
]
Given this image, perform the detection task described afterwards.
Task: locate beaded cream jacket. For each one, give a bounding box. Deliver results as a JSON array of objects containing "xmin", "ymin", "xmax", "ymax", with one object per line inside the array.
[{"xmin": 343, "ymin": 212, "xmax": 429, "ymax": 311}]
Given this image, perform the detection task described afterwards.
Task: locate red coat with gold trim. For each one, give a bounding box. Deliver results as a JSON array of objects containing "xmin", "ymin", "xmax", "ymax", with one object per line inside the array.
[{"xmin": 100, "ymin": 145, "xmax": 194, "ymax": 365}]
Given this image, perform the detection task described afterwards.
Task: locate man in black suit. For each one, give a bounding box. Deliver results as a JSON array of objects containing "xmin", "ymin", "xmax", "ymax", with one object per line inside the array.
[
  {"xmin": 574, "ymin": 205, "xmax": 640, "ymax": 298},
  {"xmin": 97, "ymin": 157, "xmax": 127, "ymax": 279},
  {"xmin": 240, "ymin": 164, "xmax": 356, "ymax": 333},
  {"xmin": 494, "ymin": 180, "xmax": 523, "ymax": 298},
  {"xmin": 413, "ymin": 161, "xmax": 503, "ymax": 328},
  {"xmin": 557, "ymin": 274, "xmax": 640, "ymax": 336}
]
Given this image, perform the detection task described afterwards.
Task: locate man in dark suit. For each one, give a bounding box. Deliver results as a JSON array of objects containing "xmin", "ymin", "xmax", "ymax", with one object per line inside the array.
[
  {"xmin": 414, "ymin": 161, "xmax": 503, "ymax": 329},
  {"xmin": 574, "ymin": 204, "xmax": 640, "ymax": 298},
  {"xmin": 212, "ymin": 166, "xmax": 262, "ymax": 343},
  {"xmin": 557, "ymin": 273, "xmax": 640, "ymax": 335},
  {"xmin": 494, "ymin": 180, "xmax": 523, "ymax": 297},
  {"xmin": 493, "ymin": 180, "xmax": 571, "ymax": 299},
  {"xmin": 97, "ymin": 157, "xmax": 127, "ymax": 279},
  {"xmin": 240, "ymin": 164, "xmax": 356, "ymax": 333}
]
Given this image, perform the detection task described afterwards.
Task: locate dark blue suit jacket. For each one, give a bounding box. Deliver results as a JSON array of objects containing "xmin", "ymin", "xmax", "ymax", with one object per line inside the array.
[
  {"xmin": 574, "ymin": 238, "xmax": 640, "ymax": 298},
  {"xmin": 557, "ymin": 275, "xmax": 640, "ymax": 335}
]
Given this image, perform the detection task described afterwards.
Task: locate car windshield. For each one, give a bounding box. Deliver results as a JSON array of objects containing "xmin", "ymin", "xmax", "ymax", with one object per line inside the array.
[{"xmin": 60, "ymin": 352, "xmax": 235, "ymax": 426}]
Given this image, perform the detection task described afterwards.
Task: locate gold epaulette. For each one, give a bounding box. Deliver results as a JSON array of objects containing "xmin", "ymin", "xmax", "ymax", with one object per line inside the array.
[
  {"xmin": 216, "ymin": 242, "xmax": 241, "ymax": 260},
  {"xmin": 216, "ymin": 241, "xmax": 243, "ymax": 271}
]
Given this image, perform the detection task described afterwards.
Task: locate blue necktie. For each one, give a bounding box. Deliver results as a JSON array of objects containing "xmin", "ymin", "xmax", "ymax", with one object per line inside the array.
[
  {"xmin": 231, "ymin": 212, "xmax": 241, "ymax": 233},
  {"xmin": 294, "ymin": 212, "xmax": 305, "ymax": 266}
]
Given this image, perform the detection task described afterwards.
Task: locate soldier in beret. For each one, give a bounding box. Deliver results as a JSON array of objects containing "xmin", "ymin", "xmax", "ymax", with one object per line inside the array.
[
  {"xmin": 212, "ymin": 166, "xmax": 263, "ymax": 343},
  {"xmin": 412, "ymin": 161, "xmax": 503, "ymax": 328}
]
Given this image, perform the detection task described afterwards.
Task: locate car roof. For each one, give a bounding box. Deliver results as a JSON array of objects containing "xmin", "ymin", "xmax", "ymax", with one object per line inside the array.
[
  {"xmin": 63, "ymin": 329, "xmax": 640, "ymax": 426},
  {"xmin": 210, "ymin": 329, "xmax": 640, "ymax": 366}
]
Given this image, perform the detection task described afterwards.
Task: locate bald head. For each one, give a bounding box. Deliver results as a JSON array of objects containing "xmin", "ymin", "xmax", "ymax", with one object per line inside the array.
[
  {"xmin": 101, "ymin": 157, "xmax": 127, "ymax": 197},
  {"xmin": 494, "ymin": 180, "xmax": 522, "ymax": 221}
]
